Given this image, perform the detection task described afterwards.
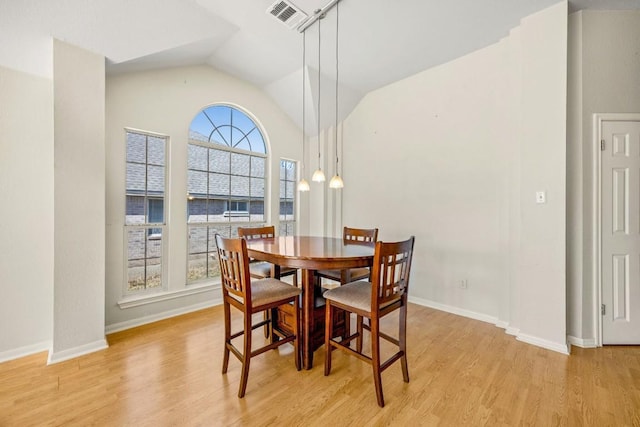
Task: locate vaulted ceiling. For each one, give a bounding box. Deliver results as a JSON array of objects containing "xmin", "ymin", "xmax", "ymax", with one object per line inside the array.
[{"xmin": 1, "ymin": 0, "xmax": 638, "ymax": 132}]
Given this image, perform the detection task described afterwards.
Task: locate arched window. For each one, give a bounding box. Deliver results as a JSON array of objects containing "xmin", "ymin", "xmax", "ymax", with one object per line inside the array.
[{"xmin": 187, "ymin": 105, "xmax": 267, "ymax": 283}]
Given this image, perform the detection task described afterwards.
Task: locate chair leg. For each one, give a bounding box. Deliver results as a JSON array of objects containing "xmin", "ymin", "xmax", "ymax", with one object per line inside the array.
[
  {"xmin": 293, "ymin": 297, "xmax": 301, "ymax": 371},
  {"xmin": 343, "ymin": 310, "xmax": 351, "ymax": 343},
  {"xmin": 356, "ymin": 315, "xmax": 364, "ymax": 353},
  {"xmin": 222, "ymin": 300, "xmax": 231, "ymax": 374},
  {"xmin": 399, "ymin": 303, "xmax": 409, "ymax": 383},
  {"xmin": 370, "ymin": 317, "xmax": 385, "ymax": 407},
  {"xmin": 263, "ymin": 311, "xmax": 271, "ymax": 339},
  {"xmin": 324, "ymin": 301, "xmax": 333, "ymax": 376},
  {"xmin": 238, "ymin": 311, "xmax": 252, "ymax": 398}
]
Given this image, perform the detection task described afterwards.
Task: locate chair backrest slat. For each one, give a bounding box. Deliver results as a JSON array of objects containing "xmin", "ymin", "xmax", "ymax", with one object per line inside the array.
[
  {"xmin": 238, "ymin": 225, "xmax": 276, "ymax": 241},
  {"xmin": 215, "ymin": 234, "xmax": 252, "ymax": 304},
  {"xmin": 343, "ymin": 226, "xmax": 378, "ymax": 245},
  {"xmin": 371, "ymin": 237, "xmax": 415, "ymax": 309}
]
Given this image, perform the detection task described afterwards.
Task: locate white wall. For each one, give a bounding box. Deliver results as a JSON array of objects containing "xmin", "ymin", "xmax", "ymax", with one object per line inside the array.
[
  {"xmin": 0, "ymin": 66, "xmax": 54, "ymax": 361},
  {"xmin": 567, "ymin": 10, "xmax": 640, "ymax": 344},
  {"xmin": 105, "ymin": 65, "xmax": 302, "ymax": 328},
  {"xmin": 341, "ymin": 2, "xmax": 568, "ymax": 352},
  {"xmin": 515, "ymin": 3, "xmax": 567, "ymax": 350},
  {"xmin": 51, "ymin": 40, "xmax": 107, "ymax": 362}
]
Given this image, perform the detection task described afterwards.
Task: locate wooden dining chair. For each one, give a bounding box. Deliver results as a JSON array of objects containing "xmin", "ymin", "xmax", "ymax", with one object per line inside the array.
[
  {"xmin": 238, "ymin": 225, "xmax": 299, "ymax": 339},
  {"xmin": 238, "ymin": 225, "xmax": 299, "ymax": 287},
  {"xmin": 316, "ymin": 227, "xmax": 378, "ymax": 340},
  {"xmin": 316, "ymin": 226, "xmax": 378, "ymax": 286},
  {"xmin": 323, "ymin": 236, "xmax": 415, "ymax": 407},
  {"xmin": 215, "ymin": 234, "xmax": 301, "ymax": 398}
]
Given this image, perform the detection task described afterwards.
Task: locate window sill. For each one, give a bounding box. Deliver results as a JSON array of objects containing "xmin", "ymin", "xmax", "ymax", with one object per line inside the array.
[{"xmin": 118, "ymin": 281, "xmax": 220, "ymax": 309}]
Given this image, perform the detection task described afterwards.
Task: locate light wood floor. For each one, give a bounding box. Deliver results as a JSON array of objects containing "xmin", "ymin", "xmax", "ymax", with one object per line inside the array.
[{"xmin": 1, "ymin": 304, "xmax": 640, "ymax": 426}]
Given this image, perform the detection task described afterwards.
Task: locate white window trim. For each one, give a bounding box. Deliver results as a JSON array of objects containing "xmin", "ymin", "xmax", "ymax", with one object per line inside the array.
[
  {"xmin": 123, "ymin": 128, "xmax": 170, "ymax": 297},
  {"xmin": 117, "ymin": 281, "xmax": 220, "ymax": 309}
]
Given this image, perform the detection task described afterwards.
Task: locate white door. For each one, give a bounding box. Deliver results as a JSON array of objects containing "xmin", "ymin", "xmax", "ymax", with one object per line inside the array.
[{"xmin": 602, "ymin": 120, "xmax": 640, "ymax": 344}]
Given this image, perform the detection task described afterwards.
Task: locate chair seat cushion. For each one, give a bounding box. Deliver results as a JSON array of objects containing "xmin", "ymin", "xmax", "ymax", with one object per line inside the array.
[
  {"xmin": 323, "ymin": 280, "xmax": 372, "ymax": 313},
  {"xmin": 324, "ymin": 280, "xmax": 400, "ymax": 313},
  {"xmin": 250, "ymin": 262, "xmax": 297, "ymax": 279},
  {"xmin": 317, "ymin": 267, "xmax": 370, "ymax": 282},
  {"xmin": 249, "ymin": 261, "xmax": 272, "ymax": 278},
  {"xmin": 251, "ymin": 278, "xmax": 301, "ymax": 307}
]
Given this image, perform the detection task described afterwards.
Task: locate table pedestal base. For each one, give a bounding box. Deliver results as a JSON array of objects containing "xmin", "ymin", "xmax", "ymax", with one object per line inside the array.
[{"xmin": 273, "ymin": 286, "xmax": 346, "ymax": 369}]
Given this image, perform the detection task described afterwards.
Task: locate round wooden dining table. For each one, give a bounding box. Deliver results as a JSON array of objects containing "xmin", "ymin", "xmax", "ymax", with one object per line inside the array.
[{"xmin": 245, "ymin": 235, "xmax": 375, "ymax": 369}]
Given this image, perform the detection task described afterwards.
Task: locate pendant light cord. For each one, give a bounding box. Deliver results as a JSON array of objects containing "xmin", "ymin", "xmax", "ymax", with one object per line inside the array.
[
  {"xmin": 334, "ymin": 2, "xmax": 339, "ymax": 175},
  {"xmin": 317, "ymin": 17, "xmax": 322, "ymax": 169},
  {"xmin": 302, "ymin": 31, "xmax": 306, "ymax": 173}
]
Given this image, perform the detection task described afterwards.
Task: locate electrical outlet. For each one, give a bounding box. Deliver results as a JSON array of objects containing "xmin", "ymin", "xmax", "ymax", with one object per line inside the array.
[{"xmin": 459, "ymin": 279, "xmax": 468, "ymax": 289}]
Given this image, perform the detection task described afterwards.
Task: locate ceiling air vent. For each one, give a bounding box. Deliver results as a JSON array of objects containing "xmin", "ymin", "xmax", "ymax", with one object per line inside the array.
[{"xmin": 266, "ymin": 0, "xmax": 308, "ymax": 30}]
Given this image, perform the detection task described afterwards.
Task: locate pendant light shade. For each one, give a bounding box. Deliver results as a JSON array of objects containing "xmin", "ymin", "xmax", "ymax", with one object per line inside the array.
[
  {"xmin": 329, "ymin": 174, "xmax": 343, "ymax": 188},
  {"xmin": 297, "ymin": 178, "xmax": 310, "ymax": 192},
  {"xmin": 312, "ymin": 168, "xmax": 326, "ymax": 182}
]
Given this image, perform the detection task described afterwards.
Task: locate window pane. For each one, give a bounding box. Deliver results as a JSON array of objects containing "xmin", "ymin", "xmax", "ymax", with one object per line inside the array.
[
  {"xmin": 188, "ymin": 144, "xmax": 208, "ymax": 171},
  {"xmin": 188, "ymin": 226, "xmax": 208, "ymax": 254},
  {"xmin": 212, "ymin": 125, "xmax": 231, "ymax": 146},
  {"xmin": 147, "ymin": 136, "xmax": 165, "ymax": 166},
  {"xmin": 250, "ymin": 177, "xmax": 264, "ymax": 198},
  {"xmin": 126, "ymin": 163, "xmax": 146, "ymax": 192},
  {"xmin": 279, "ymin": 159, "xmax": 296, "ymax": 233},
  {"xmin": 148, "ymin": 199, "xmax": 164, "ymax": 224},
  {"xmin": 187, "ymin": 253, "xmax": 208, "ymax": 282},
  {"xmin": 209, "ymin": 149, "xmax": 230, "ymax": 173},
  {"xmin": 126, "ymin": 195, "xmax": 145, "ymax": 225},
  {"xmin": 247, "ymin": 131, "xmax": 266, "ymax": 154},
  {"xmin": 234, "ymin": 135, "xmax": 251, "ymax": 152},
  {"xmin": 147, "ymin": 165, "xmax": 165, "ymax": 193},
  {"xmin": 126, "ymin": 132, "xmax": 146, "ymax": 163},
  {"xmin": 189, "ymin": 112, "xmax": 211, "ymax": 142},
  {"xmin": 285, "ymin": 181, "xmax": 294, "ymax": 199},
  {"xmin": 208, "ymin": 199, "xmax": 225, "ymax": 222},
  {"xmin": 251, "ymin": 156, "xmax": 265, "ymax": 177},
  {"xmin": 188, "ymin": 170, "xmax": 207, "ymax": 195},
  {"xmin": 286, "ymin": 162, "xmax": 296, "ymax": 181},
  {"xmin": 230, "ymin": 176, "xmax": 249, "ymax": 197},
  {"xmin": 249, "ymin": 199, "xmax": 264, "ymax": 223},
  {"xmin": 187, "ymin": 198, "xmax": 206, "ymax": 223},
  {"xmin": 232, "ymin": 110, "xmax": 255, "ymax": 135},
  {"xmin": 127, "ymin": 227, "xmax": 163, "ymax": 292},
  {"xmin": 209, "ymin": 173, "xmax": 230, "ymax": 196},
  {"xmin": 231, "ymin": 153, "xmax": 250, "ymax": 176}
]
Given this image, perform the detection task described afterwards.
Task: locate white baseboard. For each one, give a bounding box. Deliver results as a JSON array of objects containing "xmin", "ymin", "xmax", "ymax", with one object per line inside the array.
[
  {"xmin": 47, "ymin": 338, "xmax": 109, "ymax": 365},
  {"xmin": 408, "ymin": 295, "xmax": 500, "ymax": 325},
  {"xmin": 408, "ymin": 296, "xmax": 570, "ymax": 355},
  {"xmin": 0, "ymin": 340, "xmax": 51, "ymax": 364},
  {"xmin": 517, "ymin": 333, "xmax": 570, "ymax": 355},
  {"xmin": 567, "ymin": 335, "xmax": 598, "ymax": 348},
  {"xmin": 105, "ymin": 298, "xmax": 222, "ymax": 334}
]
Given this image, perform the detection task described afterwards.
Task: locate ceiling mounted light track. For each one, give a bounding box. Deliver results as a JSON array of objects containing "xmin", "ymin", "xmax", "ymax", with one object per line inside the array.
[{"xmin": 297, "ymin": 0, "xmax": 339, "ymax": 33}]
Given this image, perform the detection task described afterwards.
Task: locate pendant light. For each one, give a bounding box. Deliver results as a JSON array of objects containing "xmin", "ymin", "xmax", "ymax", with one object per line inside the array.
[
  {"xmin": 329, "ymin": 2, "xmax": 344, "ymax": 189},
  {"xmin": 311, "ymin": 14, "xmax": 326, "ymax": 183},
  {"xmin": 297, "ymin": 30, "xmax": 310, "ymax": 192}
]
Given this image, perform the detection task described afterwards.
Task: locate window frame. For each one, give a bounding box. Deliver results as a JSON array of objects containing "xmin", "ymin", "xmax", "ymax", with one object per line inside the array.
[
  {"xmin": 279, "ymin": 158, "xmax": 297, "ymax": 236},
  {"xmin": 186, "ymin": 104, "xmax": 269, "ymax": 285},
  {"xmin": 123, "ymin": 128, "xmax": 169, "ymax": 297}
]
